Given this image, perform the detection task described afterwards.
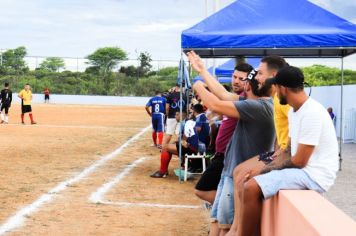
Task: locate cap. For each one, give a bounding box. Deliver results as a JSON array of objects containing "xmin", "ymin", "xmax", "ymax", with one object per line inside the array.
[
  {"xmin": 267, "ymin": 66, "xmax": 304, "ymax": 88},
  {"xmin": 246, "ymin": 69, "xmax": 258, "ymax": 81}
]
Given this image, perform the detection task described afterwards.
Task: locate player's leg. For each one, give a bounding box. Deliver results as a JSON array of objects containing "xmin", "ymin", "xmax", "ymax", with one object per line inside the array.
[
  {"xmin": 0, "ymin": 105, "xmax": 4, "ymax": 123},
  {"xmin": 227, "ymin": 156, "xmax": 263, "ymax": 235},
  {"xmin": 156, "ymin": 113, "xmax": 165, "ymax": 148},
  {"xmin": 151, "ymin": 114, "xmax": 158, "ymax": 146},
  {"xmin": 28, "ymin": 106, "xmax": 36, "ymax": 124},
  {"xmin": 164, "ymin": 118, "xmax": 177, "ymax": 146},
  {"xmin": 150, "ymin": 143, "xmax": 178, "ymax": 178},
  {"xmin": 4, "ymin": 106, "xmax": 9, "ymax": 124},
  {"xmin": 21, "ymin": 101, "xmax": 25, "ymax": 124}
]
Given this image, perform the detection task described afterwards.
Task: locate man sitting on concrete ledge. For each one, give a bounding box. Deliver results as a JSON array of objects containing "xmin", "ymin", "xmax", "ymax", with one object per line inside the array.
[{"xmin": 236, "ymin": 66, "xmax": 339, "ymax": 236}]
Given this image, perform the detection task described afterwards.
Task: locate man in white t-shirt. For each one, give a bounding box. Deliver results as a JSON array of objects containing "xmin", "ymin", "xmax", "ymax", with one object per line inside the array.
[{"xmin": 236, "ymin": 66, "xmax": 339, "ymax": 236}]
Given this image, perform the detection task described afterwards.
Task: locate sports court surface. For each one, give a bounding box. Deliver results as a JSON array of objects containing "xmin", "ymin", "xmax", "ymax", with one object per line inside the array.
[{"xmin": 0, "ymin": 104, "xmax": 208, "ymax": 235}]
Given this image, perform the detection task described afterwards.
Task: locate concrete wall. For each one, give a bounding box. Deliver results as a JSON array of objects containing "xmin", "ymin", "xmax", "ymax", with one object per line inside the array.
[
  {"xmin": 309, "ymin": 85, "xmax": 356, "ymax": 138},
  {"xmin": 261, "ymin": 190, "xmax": 356, "ymax": 236}
]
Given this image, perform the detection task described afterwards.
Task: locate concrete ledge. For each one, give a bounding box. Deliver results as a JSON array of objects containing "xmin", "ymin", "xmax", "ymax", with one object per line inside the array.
[{"xmin": 261, "ymin": 190, "xmax": 356, "ymax": 236}]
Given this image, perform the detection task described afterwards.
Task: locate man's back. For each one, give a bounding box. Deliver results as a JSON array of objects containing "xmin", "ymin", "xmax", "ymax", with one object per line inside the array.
[
  {"xmin": 147, "ymin": 96, "xmax": 166, "ymax": 114},
  {"xmin": 223, "ymin": 97, "xmax": 275, "ymax": 177},
  {"xmin": 166, "ymin": 91, "xmax": 186, "ymax": 118},
  {"xmin": 1, "ymin": 89, "xmax": 12, "ymax": 105}
]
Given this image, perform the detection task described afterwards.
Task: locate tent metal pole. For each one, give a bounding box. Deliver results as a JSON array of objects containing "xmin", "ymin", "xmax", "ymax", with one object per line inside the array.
[
  {"xmin": 339, "ymin": 57, "xmax": 344, "ymax": 171},
  {"xmin": 178, "ymin": 55, "xmax": 183, "ymax": 182}
]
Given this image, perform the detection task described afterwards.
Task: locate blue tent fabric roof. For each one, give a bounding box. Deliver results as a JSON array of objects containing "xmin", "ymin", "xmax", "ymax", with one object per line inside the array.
[
  {"xmin": 193, "ymin": 58, "xmax": 260, "ymax": 83},
  {"xmin": 181, "ymin": 0, "xmax": 356, "ymax": 58},
  {"xmin": 215, "ymin": 58, "xmax": 260, "ymax": 77}
]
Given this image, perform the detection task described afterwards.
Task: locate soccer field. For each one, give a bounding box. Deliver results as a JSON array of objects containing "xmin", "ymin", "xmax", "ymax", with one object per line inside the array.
[{"xmin": 0, "ymin": 104, "xmax": 208, "ymax": 235}]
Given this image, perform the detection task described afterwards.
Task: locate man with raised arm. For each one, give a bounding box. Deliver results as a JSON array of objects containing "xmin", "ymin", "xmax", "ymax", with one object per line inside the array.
[{"xmin": 187, "ymin": 51, "xmax": 275, "ymax": 236}]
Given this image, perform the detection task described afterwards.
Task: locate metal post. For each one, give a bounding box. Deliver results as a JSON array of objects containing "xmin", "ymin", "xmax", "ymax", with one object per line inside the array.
[
  {"xmin": 339, "ymin": 57, "xmax": 344, "ymax": 171},
  {"xmin": 76, "ymin": 57, "xmax": 79, "ymax": 72},
  {"xmin": 178, "ymin": 57, "xmax": 183, "ymax": 183}
]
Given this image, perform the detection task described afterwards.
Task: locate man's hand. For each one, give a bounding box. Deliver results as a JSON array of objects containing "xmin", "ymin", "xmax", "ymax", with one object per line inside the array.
[
  {"xmin": 186, "ymin": 51, "xmax": 205, "ymax": 74},
  {"xmin": 181, "ymin": 140, "xmax": 188, "ymax": 148}
]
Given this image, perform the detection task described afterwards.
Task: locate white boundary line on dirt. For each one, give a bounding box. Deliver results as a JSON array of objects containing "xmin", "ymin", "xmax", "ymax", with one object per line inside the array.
[
  {"xmin": 7, "ymin": 124, "xmax": 142, "ymax": 130},
  {"xmin": 89, "ymin": 157, "xmax": 202, "ymax": 209},
  {"xmin": 0, "ymin": 125, "xmax": 151, "ymax": 235}
]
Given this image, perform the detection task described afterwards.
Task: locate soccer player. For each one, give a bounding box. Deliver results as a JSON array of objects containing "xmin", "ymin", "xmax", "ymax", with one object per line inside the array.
[
  {"xmin": 18, "ymin": 84, "xmax": 36, "ymax": 125},
  {"xmin": 164, "ymin": 84, "xmax": 187, "ymax": 145},
  {"xmin": 0, "ymin": 82, "xmax": 12, "ymax": 124},
  {"xmin": 150, "ymin": 110, "xmax": 199, "ymax": 178},
  {"xmin": 44, "ymin": 87, "xmax": 50, "ymax": 103},
  {"xmin": 145, "ymin": 91, "xmax": 167, "ymax": 148}
]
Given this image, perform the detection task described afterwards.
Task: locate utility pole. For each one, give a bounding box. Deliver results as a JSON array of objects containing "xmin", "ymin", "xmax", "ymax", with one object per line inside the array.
[{"xmin": 0, "ymin": 48, "xmax": 5, "ymax": 66}]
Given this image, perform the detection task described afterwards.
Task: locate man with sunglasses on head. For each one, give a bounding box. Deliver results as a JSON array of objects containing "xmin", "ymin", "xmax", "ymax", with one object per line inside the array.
[
  {"xmin": 227, "ymin": 55, "xmax": 290, "ymax": 236},
  {"xmin": 194, "ymin": 61, "xmax": 250, "ymax": 205},
  {"xmin": 187, "ymin": 51, "xmax": 275, "ymax": 236}
]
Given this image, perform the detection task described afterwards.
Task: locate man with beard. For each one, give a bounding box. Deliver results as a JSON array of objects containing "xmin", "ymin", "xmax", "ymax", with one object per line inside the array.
[
  {"xmin": 227, "ymin": 55, "xmax": 289, "ymax": 236},
  {"xmin": 187, "ymin": 51, "xmax": 275, "ymax": 236},
  {"xmin": 194, "ymin": 63, "xmax": 250, "ymax": 204},
  {"xmin": 237, "ymin": 66, "xmax": 338, "ymax": 236}
]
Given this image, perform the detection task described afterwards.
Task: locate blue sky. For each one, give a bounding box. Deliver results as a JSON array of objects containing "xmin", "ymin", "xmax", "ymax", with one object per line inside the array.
[{"xmin": 0, "ymin": 0, "xmax": 355, "ymax": 69}]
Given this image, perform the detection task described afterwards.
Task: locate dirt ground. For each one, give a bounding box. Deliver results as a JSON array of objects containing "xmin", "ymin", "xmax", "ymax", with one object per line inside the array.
[{"xmin": 0, "ymin": 104, "xmax": 209, "ymax": 236}]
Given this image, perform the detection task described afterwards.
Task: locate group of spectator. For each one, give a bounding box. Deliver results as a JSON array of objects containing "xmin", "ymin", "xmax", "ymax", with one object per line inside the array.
[{"xmin": 145, "ymin": 52, "xmax": 339, "ymax": 236}]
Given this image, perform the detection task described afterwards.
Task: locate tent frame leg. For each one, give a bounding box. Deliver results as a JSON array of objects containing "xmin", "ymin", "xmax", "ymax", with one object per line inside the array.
[{"xmin": 339, "ymin": 57, "xmax": 344, "ymax": 171}]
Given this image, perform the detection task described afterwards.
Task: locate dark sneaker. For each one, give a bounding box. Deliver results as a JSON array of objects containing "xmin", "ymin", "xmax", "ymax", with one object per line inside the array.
[
  {"xmin": 21, "ymin": 122, "xmax": 25, "ymax": 125},
  {"xmin": 31, "ymin": 121, "xmax": 37, "ymax": 125},
  {"xmin": 156, "ymin": 144, "xmax": 162, "ymax": 150},
  {"xmin": 150, "ymin": 171, "xmax": 168, "ymax": 178}
]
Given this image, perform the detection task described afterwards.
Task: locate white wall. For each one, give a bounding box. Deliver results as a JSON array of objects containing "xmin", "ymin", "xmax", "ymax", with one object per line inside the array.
[
  {"xmin": 12, "ymin": 93, "xmax": 150, "ymax": 106},
  {"xmin": 308, "ymin": 84, "xmax": 356, "ymax": 138}
]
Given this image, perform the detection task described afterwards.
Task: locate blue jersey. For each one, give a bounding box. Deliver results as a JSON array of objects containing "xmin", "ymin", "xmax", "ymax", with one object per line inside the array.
[
  {"xmin": 146, "ymin": 96, "xmax": 167, "ymax": 114},
  {"xmin": 180, "ymin": 119, "xmax": 199, "ymax": 151},
  {"xmin": 195, "ymin": 113, "xmax": 210, "ymax": 146}
]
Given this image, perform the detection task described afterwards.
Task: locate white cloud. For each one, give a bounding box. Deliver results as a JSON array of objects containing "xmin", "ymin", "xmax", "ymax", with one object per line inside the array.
[{"xmin": 0, "ymin": 0, "xmax": 355, "ymax": 70}]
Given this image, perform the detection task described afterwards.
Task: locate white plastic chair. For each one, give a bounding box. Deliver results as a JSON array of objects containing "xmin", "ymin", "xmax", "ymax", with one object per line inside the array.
[{"xmin": 184, "ymin": 152, "xmax": 206, "ymax": 181}]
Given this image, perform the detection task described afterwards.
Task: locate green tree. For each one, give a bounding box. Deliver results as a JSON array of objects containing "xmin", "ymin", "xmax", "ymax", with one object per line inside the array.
[
  {"xmin": 86, "ymin": 47, "xmax": 127, "ymax": 94},
  {"xmin": 1, "ymin": 46, "xmax": 28, "ymax": 73},
  {"xmin": 137, "ymin": 51, "xmax": 152, "ymax": 77},
  {"xmin": 39, "ymin": 57, "xmax": 65, "ymax": 72},
  {"xmin": 119, "ymin": 65, "xmax": 137, "ymax": 77}
]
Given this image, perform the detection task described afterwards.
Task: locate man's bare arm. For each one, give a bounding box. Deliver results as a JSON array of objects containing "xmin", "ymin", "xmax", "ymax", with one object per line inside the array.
[
  {"xmin": 260, "ymin": 143, "xmax": 314, "ymax": 175},
  {"xmin": 193, "ymin": 81, "xmax": 239, "ymax": 119},
  {"xmin": 145, "ymin": 106, "xmax": 151, "ymax": 116}
]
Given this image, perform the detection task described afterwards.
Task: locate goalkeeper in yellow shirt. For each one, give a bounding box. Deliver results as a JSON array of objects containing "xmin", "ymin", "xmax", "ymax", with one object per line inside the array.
[{"xmin": 18, "ymin": 84, "xmax": 36, "ymax": 125}]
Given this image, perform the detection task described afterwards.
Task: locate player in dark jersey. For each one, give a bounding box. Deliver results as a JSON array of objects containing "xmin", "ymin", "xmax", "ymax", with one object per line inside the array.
[
  {"xmin": 0, "ymin": 82, "xmax": 12, "ymax": 124},
  {"xmin": 44, "ymin": 87, "xmax": 50, "ymax": 103},
  {"xmin": 145, "ymin": 91, "xmax": 167, "ymax": 148},
  {"xmin": 164, "ymin": 85, "xmax": 187, "ymax": 145}
]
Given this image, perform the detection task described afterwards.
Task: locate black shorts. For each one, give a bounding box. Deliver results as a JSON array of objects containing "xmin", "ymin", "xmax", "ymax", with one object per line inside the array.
[
  {"xmin": 1, "ymin": 104, "xmax": 10, "ymax": 114},
  {"xmin": 45, "ymin": 94, "xmax": 50, "ymax": 100},
  {"xmin": 22, "ymin": 105, "xmax": 32, "ymax": 114},
  {"xmin": 195, "ymin": 152, "xmax": 225, "ymax": 191},
  {"xmin": 175, "ymin": 141, "xmax": 197, "ymax": 157}
]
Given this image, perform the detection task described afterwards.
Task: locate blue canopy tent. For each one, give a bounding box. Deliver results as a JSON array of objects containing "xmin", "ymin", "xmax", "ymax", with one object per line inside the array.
[
  {"xmin": 181, "ymin": 0, "xmax": 356, "ymax": 170},
  {"xmin": 193, "ymin": 58, "xmax": 261, "ymax": 83},
  {"xmin": 182, "ymin": 0, "xmax": 356, "ymax": 58},
  {"xmin": 214, "ymin": 57, "xmax": 261, "ymax": 76}
]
